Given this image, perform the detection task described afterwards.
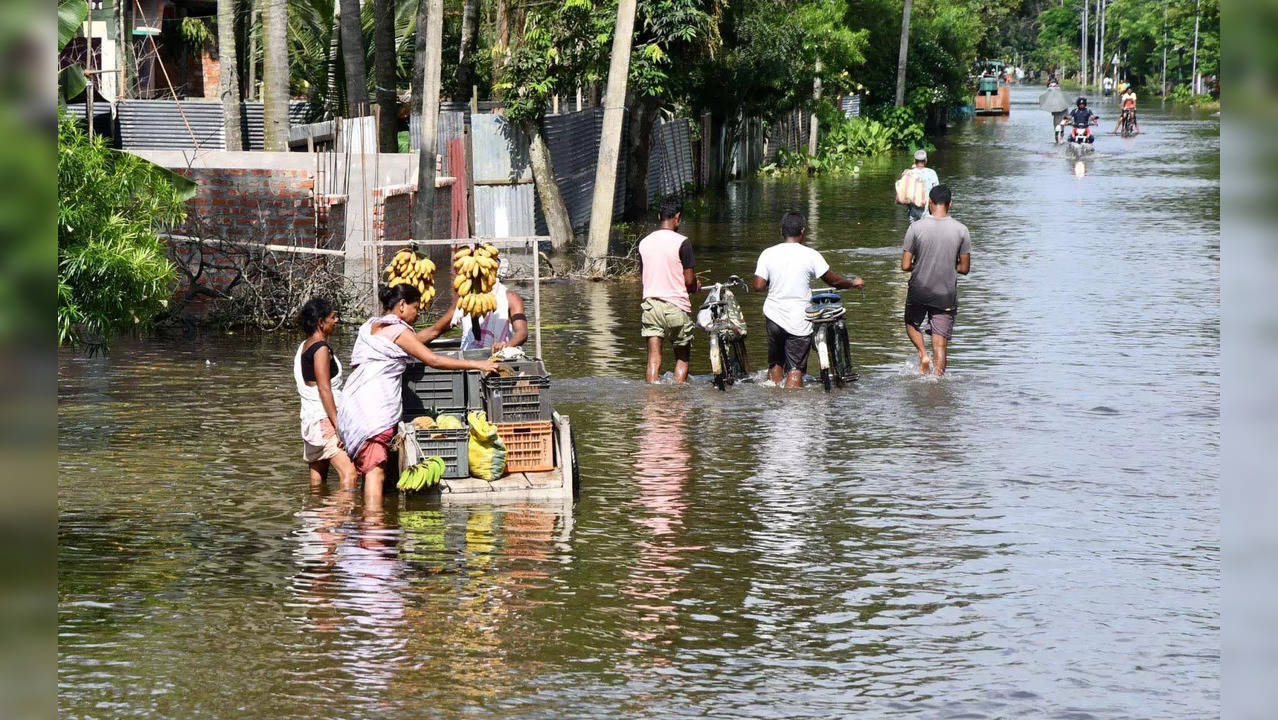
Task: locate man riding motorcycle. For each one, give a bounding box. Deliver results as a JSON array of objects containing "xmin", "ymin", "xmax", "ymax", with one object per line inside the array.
[{"xmin": 1067, "ymin": 97, "xmax": 1098, "ymax": 144}]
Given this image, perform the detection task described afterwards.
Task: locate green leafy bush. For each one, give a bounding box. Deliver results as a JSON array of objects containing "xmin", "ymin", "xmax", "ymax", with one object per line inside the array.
[
  {"xmin": 1165, "ymin": 84, "xmax": 1217, "ymax": 107},
  {"xmin": 58, "ymin": 115, "xmax": 190, "ymax": 348}
]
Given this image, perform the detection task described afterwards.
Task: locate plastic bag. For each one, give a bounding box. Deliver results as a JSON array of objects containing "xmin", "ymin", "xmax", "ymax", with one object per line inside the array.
[
  {"xmin": 466, "ymin": 411, "xmax": 507, "ymax": 480},
  {"xmin": 895, "ymin": 170, "xmax": 927, "ymax": 207}
]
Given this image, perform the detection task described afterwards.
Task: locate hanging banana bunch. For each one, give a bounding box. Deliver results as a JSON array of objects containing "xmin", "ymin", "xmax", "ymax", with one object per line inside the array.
[
  {"xmin": 452, "ymin": 243, "xmax": 501, "ymax": 318},
  {"xmin": 384, "ymin": 248, "xmax": 437, "ymax": 306}
]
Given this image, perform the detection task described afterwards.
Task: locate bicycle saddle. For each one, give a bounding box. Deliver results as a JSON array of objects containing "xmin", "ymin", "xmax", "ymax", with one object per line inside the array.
[
  {"xmin": 805, "ymin": 304, "xmax": 846, "ymax": 322},
  {"xmin": 810, "ymin": 292, "xmax": 841, "ymax": 304}
]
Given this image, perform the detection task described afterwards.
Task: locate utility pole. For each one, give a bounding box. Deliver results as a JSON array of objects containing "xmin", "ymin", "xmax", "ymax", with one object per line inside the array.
[
  {"xmin": 583, "ymin": 0, "xmax": 638, "ymax": 277},
  {"xmin": 1190, "ymin": 0, "xmax": 1201, "ymax": 94},
  {"xmin": 1080, "ymin": 0, "xmax": 1088, "ymax": 87},
  {"xmin": 1098, "ymin": 0, "xmax": 1107, "ymax": 91},
  {"xmin": 808, "ymin": 59, "xmax": 822, "ymax": 156},
  {"xmin": 1161, "ymin": 0, "xmax": 1168, "ymax": 95},
  {"xmin": 412, "ymin": 0, "xmax": 444, "ymax": 242},
  {"xmin": 895, "ymin": 0, "xmax": 913, "ymax": 106}
]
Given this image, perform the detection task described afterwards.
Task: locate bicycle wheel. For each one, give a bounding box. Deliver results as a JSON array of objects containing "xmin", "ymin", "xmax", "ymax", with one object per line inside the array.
[
  {"xmin": 725, "ymin": 337, "xmax": 748, "ymax": 383},
  {"xmin": 833, "ymin": 321, "xmax": 856, "ymax": 384},
  {"xmin": 733, "ymin": 338, "xmax": 751, "ymax": 381},
  {"xmin": 813, "ymin": 325, "xmax": 833, "ymax": 392},
  {"xmin": 710, "ymin": 333, "xmax": 726, "ymax": 391},
  {"xmin": 719, "ymin": 333, "xmax": 740, "ymax": 388}
]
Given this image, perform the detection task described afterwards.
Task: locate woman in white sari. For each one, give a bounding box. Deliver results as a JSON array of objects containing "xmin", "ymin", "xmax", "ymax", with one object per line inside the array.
[{"xmin": 338, "ymin": 283, "xmax": 498, "ymax": 504}]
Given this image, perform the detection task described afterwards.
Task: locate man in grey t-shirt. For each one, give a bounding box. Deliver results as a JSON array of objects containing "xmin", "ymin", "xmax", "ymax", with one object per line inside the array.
[{"xmin": 901, "ymin": 184, "xmax": 971, "ymax": 375}]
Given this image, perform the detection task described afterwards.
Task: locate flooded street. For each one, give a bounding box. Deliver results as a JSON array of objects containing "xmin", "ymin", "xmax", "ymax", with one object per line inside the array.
[{"xmin": 59, "ymin": 86, "xmax": 1219, "ymax": 719}]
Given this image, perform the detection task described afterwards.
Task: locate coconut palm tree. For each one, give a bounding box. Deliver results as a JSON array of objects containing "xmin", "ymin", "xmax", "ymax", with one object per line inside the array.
[
  {"xmin": 216, "ymin": 0, "xmax": 243, "ymax": 149},
  {"xmin": 339, "ymin": 0, "xmax": 369, "ymax": 115},
  {"xmin": 373, "ymin": 0, "xmax": 397, "ymax": 149},
  {"xmin": 262, "ymin": 0, "xmax": 290, "ymax": 150}
]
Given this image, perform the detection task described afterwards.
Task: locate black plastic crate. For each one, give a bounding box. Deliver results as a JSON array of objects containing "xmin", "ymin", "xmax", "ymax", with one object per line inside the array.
[
  {"xmin": 402, "ymin": 364, "xmax": 481, "ymax": 419},
  {"xmin": 496, "ymin": 358, "xmax": 547, "ymax": 377},
  {"xmin": 413, "ymin": 425, "xmax": 470, "ymax": 479},
  {"xmin": 483, "ymin": 374, "xmax": 553, "ymax": 423}
]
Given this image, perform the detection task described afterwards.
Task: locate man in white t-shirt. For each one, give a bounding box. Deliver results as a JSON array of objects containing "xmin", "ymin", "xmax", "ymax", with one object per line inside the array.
[
  {"xmin": 903, "ymin": 149, "xmax": 940, "ymax": 223},
  {"xmin": 752, "ymin": 211, "xmax": 864, "ymax": 388}
]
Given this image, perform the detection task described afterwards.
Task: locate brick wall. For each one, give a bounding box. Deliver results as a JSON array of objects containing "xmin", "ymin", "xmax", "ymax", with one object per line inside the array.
[
  {"xmin": 315, "ymin": 194, "xmax": 348, "ymax": 251},
  {"xmin": 175, "ymin": 167, "xmax": 318, "ymax": 246},
  {"xmin": 201, "ymin": 51, "xmax": 219, "ymax": 100},
  {"xmin": 370, "ymin": 183, "xmax": 459, "ymax": 266}
]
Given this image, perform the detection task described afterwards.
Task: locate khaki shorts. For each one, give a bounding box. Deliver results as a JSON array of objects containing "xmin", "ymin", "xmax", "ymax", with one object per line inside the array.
[{"xmin": 640, "ymin": 298, "xmax": 695, "ymax": 348}]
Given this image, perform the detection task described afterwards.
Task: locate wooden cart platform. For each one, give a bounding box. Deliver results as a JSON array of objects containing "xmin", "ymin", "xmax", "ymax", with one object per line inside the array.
[{"xmin": 432, "ymin": 413, "xmax": 576, "ymax": 504}]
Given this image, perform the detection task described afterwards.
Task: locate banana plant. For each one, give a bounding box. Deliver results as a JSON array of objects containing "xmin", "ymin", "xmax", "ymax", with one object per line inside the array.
[{"xmin": 58, "ymin": 0, "xmax": 89, "ymax": 106}]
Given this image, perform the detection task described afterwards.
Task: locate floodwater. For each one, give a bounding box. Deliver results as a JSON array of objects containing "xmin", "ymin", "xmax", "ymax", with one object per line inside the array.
[{"xmin": 59, "ymin": 86, "xmax": 1219, "ymax": 718}]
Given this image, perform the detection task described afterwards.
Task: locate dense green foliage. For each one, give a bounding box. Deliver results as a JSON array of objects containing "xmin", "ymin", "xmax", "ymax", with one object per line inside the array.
[
  {"xmin": 1021, "ymin": 0, "xmax": 1218, "ymax": 94},
  {"xmin": 58, "ymin": 116, "xmax": 190, "ymax": 347}
]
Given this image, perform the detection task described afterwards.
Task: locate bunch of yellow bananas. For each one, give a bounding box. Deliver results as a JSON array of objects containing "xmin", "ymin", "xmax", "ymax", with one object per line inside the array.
[
  {"xmin": 452, "ymin": 243, "xmax": 500, "ymax": 317},
  {"xmin": 385, "ymin": 249, "xmax": 437, "ymax": 305}
]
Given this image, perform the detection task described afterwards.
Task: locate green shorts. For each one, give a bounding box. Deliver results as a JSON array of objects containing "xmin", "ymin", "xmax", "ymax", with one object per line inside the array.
[{"xmin": 640, "ymin": 298, "xmax": 695, "ymax": 348}]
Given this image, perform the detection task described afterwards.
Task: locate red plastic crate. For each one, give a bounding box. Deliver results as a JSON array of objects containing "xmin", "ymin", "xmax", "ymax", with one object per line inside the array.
[{"xmin": 497, "ymin": 421, "xmax": 554, "ymax": 473}]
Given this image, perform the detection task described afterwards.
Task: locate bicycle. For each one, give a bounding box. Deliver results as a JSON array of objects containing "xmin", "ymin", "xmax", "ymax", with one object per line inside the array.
[
  {"xmin": 695, "ymin": 275, "xmax": 751, "ymax": 391},
  {"xmin": 806, "ymin": 288, "xmax": 858, "ymax": 393},
  {"xmin": 1119, "ymin": 108, "xmax": 1137, "ymax": 137}
]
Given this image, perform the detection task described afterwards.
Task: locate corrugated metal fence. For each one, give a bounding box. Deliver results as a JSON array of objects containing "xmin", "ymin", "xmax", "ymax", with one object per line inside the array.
[
  {"xmin": 538, "ymin": 108, "xmax": 694, "ymax": 231},
  {"xmin": 116, "ymin": 100, "xmax": 311, "ymax": 151}
]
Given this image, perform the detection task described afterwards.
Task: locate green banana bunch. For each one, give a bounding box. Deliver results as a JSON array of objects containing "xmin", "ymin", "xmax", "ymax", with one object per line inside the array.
[{"xmin": 397, "ymin": 456, "xmax": 447, "ymax": 492}]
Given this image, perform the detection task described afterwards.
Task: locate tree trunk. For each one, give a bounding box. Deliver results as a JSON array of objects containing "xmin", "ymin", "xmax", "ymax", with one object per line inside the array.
[
  {"xmin": 326, "ymin": 1, "xmax": 341, "ymax": 115},
  {"xmin": 413, "ymin": 0, "xmax": 445, "ymax": 242},
  {"xmin": 492, "ymin": 0, "xmax": 509, "ymax": 93},
  {"xmin": 115, "ymin": 0, "xmax": 133, "ymax": 99},
  {"xmin": 584, "ymin": 0, "xmax": 639, "ymax": 277},
  {"xmin": 373, "ymin": 0, "xmax": 397, "ymax": 150},
  {"xmin": 894, "ymin": 0, "xmax": 912, "ymax": 106},
  {"xmin": 412, "ymin": 0, "xmax": 426, "ymax": 108},
  {"xmin": 809, "ymin": 59, "xmax": 822, "ymax": 155},
  {"xmin": 525, "ymin": 120, "xmax": 572, "ymax": 250},
  {"xmin": 457, "ymin": 0, "xmax": 480, "ymax": 97},
  {"xmin": 217, "ymin": 0, "xmax": 244, "ymax": 150},
  {"xmin": 262, "ymin": 0, "xmax": 289, "ymax": 150},
  {"xmin": 339, "ymin": 0, "xmax": 368, "ymax": 115},
  {"xmin": 246, "ymin": 0, "xmax": 258, "ymax": 100},
  {"xmin": 622, "ymin": 94, "xmax": 660, "ymax": 223}
]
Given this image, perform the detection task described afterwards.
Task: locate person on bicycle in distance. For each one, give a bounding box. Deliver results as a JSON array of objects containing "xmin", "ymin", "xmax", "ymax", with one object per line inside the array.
[
  {"xmin": 1112, "ymin": 86, "xmax": 1140, "ymax": 135},
  {"xmin": 1068, "ymin": 97, "xmax": 1098, "ymax": 143},
  {"xmin": 752, "ymin": 211, "xmax": 863, "ymax": 388},
  {"xmin": 638, "ymin": 197, "xmax": 700, "ymax": 383}
]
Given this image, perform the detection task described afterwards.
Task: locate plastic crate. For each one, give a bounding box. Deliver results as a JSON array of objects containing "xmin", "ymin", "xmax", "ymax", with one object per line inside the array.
[
  {"xmin": 413, "ymin": 424, "xmax": 471, "ymax": 479},
  {"xmin": 402, "ymin": 364, "xmax": 481, "ymax": 419},
  {"xmin": 497, "ymin": 421, "xmax": 554, "ymax": 473},
  {"xmin": 484, "ymin": 374, "xmax": 552, "ymax": 423},
  {"xmin": 495, "ymin": 358, "xmax": 547, "ymax": 377}
]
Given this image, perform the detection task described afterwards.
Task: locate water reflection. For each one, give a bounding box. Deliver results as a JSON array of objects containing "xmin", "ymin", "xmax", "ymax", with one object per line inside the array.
[{"xmin": 620, "ymin": 390, "xmax": 699, "ymax": 650}]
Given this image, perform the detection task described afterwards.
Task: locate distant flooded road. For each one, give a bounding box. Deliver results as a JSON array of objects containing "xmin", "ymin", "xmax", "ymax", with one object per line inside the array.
[{"xmin": 59, "ymin": 85, "xmax": 1219, "ymax": 718}]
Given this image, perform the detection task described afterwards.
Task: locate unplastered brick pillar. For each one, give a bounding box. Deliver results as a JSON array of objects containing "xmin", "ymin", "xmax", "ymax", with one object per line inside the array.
[{"xmin": 201, "ymin": 51, "xmax": 219, "ymax": 100}]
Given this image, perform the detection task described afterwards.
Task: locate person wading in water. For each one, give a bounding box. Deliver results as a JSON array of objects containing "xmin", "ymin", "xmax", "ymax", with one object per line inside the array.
[{"xmin": 900, "ymin": 184, "xmax": 971, "ymax": 376}]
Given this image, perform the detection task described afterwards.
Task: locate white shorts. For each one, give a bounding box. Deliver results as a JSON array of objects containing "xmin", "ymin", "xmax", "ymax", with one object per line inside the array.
[{"xmin": 302, "ymin": 418, "xmax": 342, "ymax": 462}]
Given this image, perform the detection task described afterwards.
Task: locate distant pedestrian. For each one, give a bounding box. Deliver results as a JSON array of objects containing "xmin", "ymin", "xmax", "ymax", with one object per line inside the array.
[
  {"xmin": 638, "ymin": 197, "xmax": 699, "ymax": 383},
  {"xmin": 900, "ymin": 185, "xmax": 971, "ymax": 376},
  {"xmin": 901, "ymin": 150, "xmax": 940, "ymax": 223},
  {"xmin": 753, "ymin": 211, "xmax": 863, "ymax": 388}
]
